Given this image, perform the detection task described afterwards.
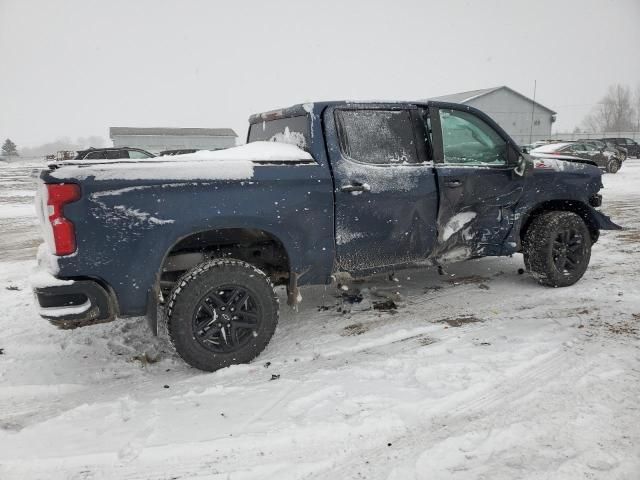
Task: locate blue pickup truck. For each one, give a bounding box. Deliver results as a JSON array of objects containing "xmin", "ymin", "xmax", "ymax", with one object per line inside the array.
[{"xmin": 33, "ymin": 101, "xmax": 620, "ymax": 371}]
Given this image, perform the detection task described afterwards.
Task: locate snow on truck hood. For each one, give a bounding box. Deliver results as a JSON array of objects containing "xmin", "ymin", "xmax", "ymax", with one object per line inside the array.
[{"xmin": 50, "ymin": 142, "xmax": 313, "ymax": 181}]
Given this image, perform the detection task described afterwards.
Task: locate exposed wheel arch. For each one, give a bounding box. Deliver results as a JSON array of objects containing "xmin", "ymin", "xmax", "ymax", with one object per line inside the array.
[{"xmin": 157, "ymin": 228, "xmax": 291, "ymax": 297}]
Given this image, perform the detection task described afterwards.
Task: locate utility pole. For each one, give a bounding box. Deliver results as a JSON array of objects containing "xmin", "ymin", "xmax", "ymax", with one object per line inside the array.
[{"xmin": 529, "ymin": 80, "xmax": 537, "ymax": 144}]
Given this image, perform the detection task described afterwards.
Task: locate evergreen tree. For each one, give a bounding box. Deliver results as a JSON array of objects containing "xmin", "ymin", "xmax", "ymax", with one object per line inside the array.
[{"xmin": 1, "ymin": 139, "xmax": 19, "ymax": 157}]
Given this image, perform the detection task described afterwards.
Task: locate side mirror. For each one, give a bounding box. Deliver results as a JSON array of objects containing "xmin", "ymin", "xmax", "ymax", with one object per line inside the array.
[{"xmin": 514, "ymin": 155, "xmax": 532, "ymax": 177}]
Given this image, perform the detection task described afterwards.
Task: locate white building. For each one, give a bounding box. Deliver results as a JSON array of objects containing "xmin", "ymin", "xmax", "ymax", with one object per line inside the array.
[
  {"xmin": 430, "ymin": 86, "xmax": 556, "ymax": 145},
  {"xmin": 110, "ymin": 127, "xmax": 237, "ymax": 153}
]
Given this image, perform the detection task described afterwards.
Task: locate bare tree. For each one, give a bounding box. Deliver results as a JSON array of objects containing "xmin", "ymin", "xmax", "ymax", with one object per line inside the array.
[
  {"xmin": 582, "ymin": 84, "xmax": 636, "ymax": 132},
  {"xmin": 635, "ymin": 83, "xmax": 640, "ymax": 132}
]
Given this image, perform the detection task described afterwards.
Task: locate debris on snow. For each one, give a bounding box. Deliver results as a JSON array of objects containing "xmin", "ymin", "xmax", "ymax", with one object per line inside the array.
[{"xmin": 373, "ymin": 299, "xmax": 397, "ymax": 311}]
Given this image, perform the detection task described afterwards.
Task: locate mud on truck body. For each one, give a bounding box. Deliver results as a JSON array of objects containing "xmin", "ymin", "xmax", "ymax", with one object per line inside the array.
[{"xmin": 33, "ymin": 101, "xmax": 621, "ymax": 371}]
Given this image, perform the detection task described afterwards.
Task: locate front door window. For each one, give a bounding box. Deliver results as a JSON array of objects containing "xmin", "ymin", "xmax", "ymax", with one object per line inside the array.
[{"xmin": 438, "ymin": 109, "xmax": 507, "ymax": 165}]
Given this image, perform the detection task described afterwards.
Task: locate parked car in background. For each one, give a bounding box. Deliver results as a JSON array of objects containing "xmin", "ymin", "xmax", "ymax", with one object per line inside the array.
[
  {"xmin": 530, "ymin": 141, "xmax": 623, "ymax": 173},
  {"xmin": 583, "ymin": 139, "xmax": 627, "ymax": 162},
  {"xmin": 74, "ymin": 147, "xmax": 155, "ymax": 160},
  {"xmin": 600, "ymin": 138, "xmax": 639, "ymax": 158},
  {"xmin": 521, "ymin": 140, "xmax": 557, "ymax": 153},
  {"xmin": 597, "ymin": 139, "xmax": 627, "ymax": 160},
  {"xmin": 158, "ymin": 149, "xmax": 199, "ymax": 156}
]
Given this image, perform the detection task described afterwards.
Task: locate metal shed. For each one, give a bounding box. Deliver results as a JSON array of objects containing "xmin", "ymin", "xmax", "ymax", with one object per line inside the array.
[
  {"xmin": 110, "ymin": 127, "xmax": 237, "ymax": 153},
  {"xmin": 429, "ymin": 86, "xmax": 556, "ymax": 145}
]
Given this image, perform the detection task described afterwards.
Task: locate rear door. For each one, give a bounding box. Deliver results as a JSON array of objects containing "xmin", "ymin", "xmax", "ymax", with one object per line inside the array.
[
  {"xmin": 428, "ymin": 106, "xmax": 525, "ymax": 259},
  {"xmin": 324, "ymin": 105, "xmax": 439, "ymax": 274}
]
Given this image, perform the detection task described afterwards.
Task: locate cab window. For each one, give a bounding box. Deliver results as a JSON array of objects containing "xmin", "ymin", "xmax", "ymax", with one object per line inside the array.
[
  {"xmin": 336, "ymin": 109, "xmax": 418, "ymax": 164},
  {"xmin": 438, "ymin": 109, "xmax": 507, "ymax": 165}
]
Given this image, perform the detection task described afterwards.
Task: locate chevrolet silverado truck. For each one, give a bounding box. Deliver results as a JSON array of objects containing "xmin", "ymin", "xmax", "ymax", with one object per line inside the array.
[{"xmin": 33, "ymin": 101, "xmax": 621, "ymax": 371}]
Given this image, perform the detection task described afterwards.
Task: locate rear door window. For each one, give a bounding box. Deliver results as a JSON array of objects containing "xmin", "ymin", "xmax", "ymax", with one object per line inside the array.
[
  {"xmin": 335, "ymin": 109, "xmax": 418, "ymax": 164},
  {"xmin": 85, "ymin": 151, "xmax": 106, "ymax": 159}
]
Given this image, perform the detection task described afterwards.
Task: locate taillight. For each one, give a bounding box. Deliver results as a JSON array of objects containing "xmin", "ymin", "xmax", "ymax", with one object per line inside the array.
[{"xmin": 46, "ymin": 183, "xmax": 81, "ymax": 255}]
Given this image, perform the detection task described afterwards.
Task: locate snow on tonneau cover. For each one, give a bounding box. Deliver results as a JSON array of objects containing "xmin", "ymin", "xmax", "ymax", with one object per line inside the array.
[
  {"xmin": 32, "ymin": 140, "xmax": 317, "ymax": 285},
  {"xmin": 48, "ymin": 141, "xmax": 314, "ymax": 181}
]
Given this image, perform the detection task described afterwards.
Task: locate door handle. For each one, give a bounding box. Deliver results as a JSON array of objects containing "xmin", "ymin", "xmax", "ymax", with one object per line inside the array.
[
  {"xmin": 341, "ymin": 182, "xmax": 371, "ymax": 193},
  {"xmin": 444, "ymin": 180, "xmax": 463, "ymax": 188}
]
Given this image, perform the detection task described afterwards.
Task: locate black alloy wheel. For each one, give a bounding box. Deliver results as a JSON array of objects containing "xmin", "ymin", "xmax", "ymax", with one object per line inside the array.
[
  {"xmin": 192, "ymin": 285, "xmax": 260, "ymax": 353},
  {"xmin": 167, "ymin": 259, "xmax": 279, "ymax": 371},
  {"xmin": 523, "ymin": 211, "xmax": 592, "ymax": 287},
  {"xmin": 551, "ymin": 227, "xmax": 586, "ymax": 276}
]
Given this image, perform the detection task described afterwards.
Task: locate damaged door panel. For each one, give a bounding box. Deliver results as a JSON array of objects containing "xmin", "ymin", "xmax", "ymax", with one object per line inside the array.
[{"xmin": 427, "ymin": 106, "xmax": 525, "ymax": 261}]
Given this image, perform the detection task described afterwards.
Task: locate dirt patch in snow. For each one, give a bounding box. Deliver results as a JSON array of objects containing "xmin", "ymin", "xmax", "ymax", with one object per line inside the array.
[
  {"xmin": 444, "ymin": 275, "xmax": 491, "ymax": 286},
  {"xmin": 393, "ymin": 334, "xmax": 437, "ymax": 346},
  {"xmin": 439, "ymin": 314, "xmax": 484, "ymax": 327},
  {"xmin": 372, "ymin": 299, "xmax": 398, "ymax": 312},
  {"xmin": 605, "ymin": 314, "xmax": 640, "ymax": 337},
  {"xmin": 617, "ymin": 230, "xmax": 640, "ymax": 244},
  {"xmin": 340, "ymin": 319, "xmax": 390, "ymax": 336},
  {"xmin": 342, "ymin": 322, "xmax": 370, "ymax": 336}
]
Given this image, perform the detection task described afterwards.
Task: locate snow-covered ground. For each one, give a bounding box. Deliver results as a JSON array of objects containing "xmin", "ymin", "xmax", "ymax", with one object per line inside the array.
[{"xmin": 0, "ymin": 159, "xmax": 639, "ymax": 479}]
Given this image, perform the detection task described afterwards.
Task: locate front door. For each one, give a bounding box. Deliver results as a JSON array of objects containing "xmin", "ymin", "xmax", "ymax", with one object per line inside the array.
[
  {"xmin": 429, "ymin": 106, "xmax": 525, "ymax": 260},
  {"xmin": 324, "ymin": 105, "xmax": 439, "ymax": 274}
]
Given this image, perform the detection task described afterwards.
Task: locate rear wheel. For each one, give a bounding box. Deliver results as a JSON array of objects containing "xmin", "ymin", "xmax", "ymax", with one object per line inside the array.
[
  {"xmin": 523, "ymin": 211, "xmax": 592, "ymax": 287},
  {"xmin": 167, "ymin": 259, "xmax": 279, "ymax": 371}
]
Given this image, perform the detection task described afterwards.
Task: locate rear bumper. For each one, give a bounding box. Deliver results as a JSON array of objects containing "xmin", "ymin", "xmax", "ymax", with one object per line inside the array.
[{"xmin": 34, "ymin": 280, "xmax": 116, "ymax": 328}]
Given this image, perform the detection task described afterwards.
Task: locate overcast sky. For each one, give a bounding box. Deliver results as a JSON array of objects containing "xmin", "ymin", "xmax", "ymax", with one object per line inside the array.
[{"xmin": 1, "ymin": 0, "xmax": 639, "ymax": 148}]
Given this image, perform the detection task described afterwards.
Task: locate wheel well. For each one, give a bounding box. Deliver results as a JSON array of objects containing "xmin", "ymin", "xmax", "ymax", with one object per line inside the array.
[
  {"xmin": 520, "ymin": 200, "xmax": 600, "ymax": 244},
  {"xmin": 159, "ymin": 228, "xmax": 290, "ymax": 297}
]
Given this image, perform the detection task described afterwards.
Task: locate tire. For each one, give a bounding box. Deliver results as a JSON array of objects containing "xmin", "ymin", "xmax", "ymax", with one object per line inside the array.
[
  {"xmin": 167, "ymin": 259, "xmax": 279, "ymax": 372},
  {"xmin": 523, "ymin": 211, "xmax": 592, "ymax": 288},
  {"xmin": 606, "ymin": 159, "xmax": 621, "ymax": 174}
]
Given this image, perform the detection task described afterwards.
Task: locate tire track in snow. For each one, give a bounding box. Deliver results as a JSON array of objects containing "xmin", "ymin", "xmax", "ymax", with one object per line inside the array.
[{"xmin": 309, "ymin": 335, "xmax": 594, "ymax": 479}]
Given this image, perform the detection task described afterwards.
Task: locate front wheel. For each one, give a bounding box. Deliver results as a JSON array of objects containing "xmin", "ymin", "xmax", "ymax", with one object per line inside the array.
[
  {"xmin": 167, "ymin": 259, "xmax": 279, "ymax": 372},
  {"xmin": 523, "ymin": 211, "xmax": 592, "ymax": 287}
]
